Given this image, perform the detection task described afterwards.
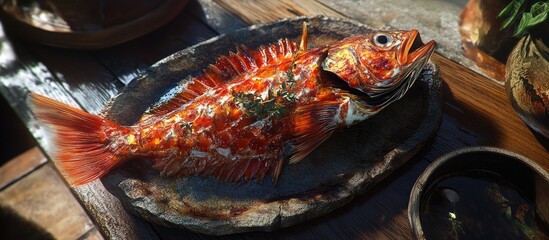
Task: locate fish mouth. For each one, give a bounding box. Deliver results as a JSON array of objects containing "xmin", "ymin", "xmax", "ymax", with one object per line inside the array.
[
  {"xmin": 323, "ymin": 31, "xmax": 436, "ymax": 111},
  {"xmin": 364, "ymin": 33, "xmax": 436, "ymax": 107},
  {"xmin": 326, "ymin": 31, "xmax": 436, "ymax": 109},
  {"xmin": 371, "ymin": 30, "xmax": 436, "ymax": 92},
  {"xmin": 401, "ymin": 30, "xmax": 436, "ymax": 67}
]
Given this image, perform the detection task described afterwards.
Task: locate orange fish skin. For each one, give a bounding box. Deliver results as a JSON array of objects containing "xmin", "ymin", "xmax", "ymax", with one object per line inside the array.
[
  {"xmin": 30, "ymin": 27, "xmax": 436, "ymax": 186},
  {"xmin": 128, "ymin": 47, "xmax": 332, "ymax": 182}
]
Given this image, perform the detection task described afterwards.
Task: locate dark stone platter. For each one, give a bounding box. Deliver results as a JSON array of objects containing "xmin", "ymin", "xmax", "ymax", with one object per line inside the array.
[{"xmin": 99, "ymin": 16, "xmax": 442, "ymax": 235}]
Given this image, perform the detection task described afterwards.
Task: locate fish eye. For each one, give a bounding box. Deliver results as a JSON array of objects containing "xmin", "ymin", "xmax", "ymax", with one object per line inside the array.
[{"xmin": 373, "ymin": 33, "xmax": 393, "ymax": 47}]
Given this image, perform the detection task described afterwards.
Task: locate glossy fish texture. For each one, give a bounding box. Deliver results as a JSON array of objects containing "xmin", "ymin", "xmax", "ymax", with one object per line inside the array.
[{"xmin": 30, "ymin": 23, "xmax": 436, "ymax": 186}]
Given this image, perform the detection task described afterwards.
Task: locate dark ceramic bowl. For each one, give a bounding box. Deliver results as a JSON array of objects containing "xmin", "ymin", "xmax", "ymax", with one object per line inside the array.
[{"xmin": 409, "ymin": 147, "xmax": 549, "ymax": 239}]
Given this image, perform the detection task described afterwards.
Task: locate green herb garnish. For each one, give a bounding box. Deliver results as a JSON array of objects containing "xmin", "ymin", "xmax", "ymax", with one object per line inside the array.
[
  {"xmin": 180, "ymin": 122, "xmax": 193, "ymax": 132},
  {"xmin": 232, "ymin": 76, "xmax": 297, "ymax": 120}
]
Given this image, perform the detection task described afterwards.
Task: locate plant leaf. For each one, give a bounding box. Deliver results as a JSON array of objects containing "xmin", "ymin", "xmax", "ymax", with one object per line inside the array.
[
  {"xmin": 528, "ymin": 12, "xmax": 548, "ymax": 27},
  {"xmin": 500, "ymin": 0, "xmax": 526, "ymax": 29},
  {"xmin": 531, "ymin": 2, "xmax": 549, "ymax": 16},
  {"xmin": 527, "ymin": 2, "xmax": 549, "ymax": 28},
  {"xmin": 498, "ymin": 0, "xmax": 518, "ymax": 18},
  {"xmin": 514, "ymin": 12, "xmax": 532, "ymax": 37}
]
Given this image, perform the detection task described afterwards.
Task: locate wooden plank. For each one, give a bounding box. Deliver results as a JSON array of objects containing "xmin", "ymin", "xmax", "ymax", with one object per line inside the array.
[
  {"xmin": 80, "ymin": 228, "xmax": 105, "ymax": 240},
  {"xmin": 0, "ymin": 24, "xmax": 160, "ymax": 240},
  {"xmin": 0, "ymin": 147, "xmax": 47, "ymax": 190},
  {"xmin": 432, "ymin": 54, "xmax": 549, "ymax": 165},
  {"xmin": 27, "ymin": 46, "xmax": 123, "ymax": 114},
  {"xmin": 0, "ymin": 33, "xmax": 81, "ymax": 107},
  {"xmin": 0, "ymin": 24, "xmax": 113, "ymax": 139},
  {"xmin": 0, "ymin": 25, "xmax": 84, "ymax": 157},
  {"xmin": 0, "ymin": 164, "xmax": 98, "ymax": 239},
  {"xmin": 72, "ymin": 181, "xmax": 160, "ymax": 240},
  {"xmin": 0, "ymin": 92, "xmax": 36, "ymax": 161},
  {"xmin": 188, "ymin": 0, "xmax": 248, "ymax": 34},
  {"xmin": 92, "ymin": 12, "xmax": 218, "ymax": 85},
  {"xmin": 213, "ymin": 0, "xmax": 344, "ymax": 24}
]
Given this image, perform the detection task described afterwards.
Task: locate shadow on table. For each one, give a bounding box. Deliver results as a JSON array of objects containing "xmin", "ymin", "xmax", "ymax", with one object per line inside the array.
[
  {"xmin": 0, "ymin": 205, "xmax": 54, "ymax": 240},
  {"xmin": 532, "ymin": 130, "xmax": 549, "ymax": 153},
  {"xmin": 0, "ymin": 95, "xmax": 35, "ymax": 165}
]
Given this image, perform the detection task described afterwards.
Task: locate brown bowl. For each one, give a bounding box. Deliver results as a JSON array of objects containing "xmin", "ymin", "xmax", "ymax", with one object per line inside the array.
[
  {"xmin": 0, "ymin": 0, "xmax": 189, "ymax": 49},
  {"xmin": 408, "ymin": 147, "xmax": 549, "ymax": 239}
]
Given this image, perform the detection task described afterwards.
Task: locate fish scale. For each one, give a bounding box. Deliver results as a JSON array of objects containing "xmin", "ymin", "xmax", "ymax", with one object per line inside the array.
[{"xmin": 29, "ymin": 24, "xmax": 436, "ymax": 186}]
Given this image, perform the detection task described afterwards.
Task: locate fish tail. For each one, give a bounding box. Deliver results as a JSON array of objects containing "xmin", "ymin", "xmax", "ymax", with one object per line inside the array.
[{"xmin": 29, "ymin": 93, "xmax": 128, "ymax": 186}]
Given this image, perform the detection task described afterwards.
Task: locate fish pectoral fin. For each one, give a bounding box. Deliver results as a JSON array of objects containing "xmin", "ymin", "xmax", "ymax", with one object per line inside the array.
[{"xmin": 288, "ymin": 101, "xmax": 340, "ymax": 164}]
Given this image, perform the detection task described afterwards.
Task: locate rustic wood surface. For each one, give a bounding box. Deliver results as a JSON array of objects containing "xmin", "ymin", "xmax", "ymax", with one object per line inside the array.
[
  {"xmin": 0, "ymin": 162, "xmax": 102, "ymax": 239},
  {"xmin": 0, "ymin": 0, "xmax": 547, "ymax": 239},
  {"xmin": 0, "ymin": 147, "xmax": 46, "ymax": 190}
]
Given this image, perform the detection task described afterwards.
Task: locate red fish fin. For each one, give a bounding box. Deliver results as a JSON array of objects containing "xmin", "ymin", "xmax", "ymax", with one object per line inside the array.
[
  {"xmin": 29, "ymin": 93, "xmax": 126, "ymax": 186},
  {"xmin": 173, "ymin": 155, "xmax": 280, "ymax": 183},
  {"xmin": 145, "ymin": 39, "xmax": 298, "ymax": 116},
  {"xmin": 289, "ymin": 101, "xmax": 340, "ymax": 164}
]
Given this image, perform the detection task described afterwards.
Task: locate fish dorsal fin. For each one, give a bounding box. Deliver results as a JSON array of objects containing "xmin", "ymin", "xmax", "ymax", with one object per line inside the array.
[
  {"xmin": 143, "ymin": 38, "xmax": 299, "ymax": 117},
  {"xmin": 299, "ymin": 22, "xmax": 308, "ymax": 52},
  {"xmin": 288, "ymin": 101, "xmax": 340, "ymax": 164}
]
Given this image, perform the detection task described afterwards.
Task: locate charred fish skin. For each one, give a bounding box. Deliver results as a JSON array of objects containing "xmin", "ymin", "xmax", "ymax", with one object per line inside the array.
[{"xmin": 29, "ymin": 23, "xmax": 436, "ymax": 186}]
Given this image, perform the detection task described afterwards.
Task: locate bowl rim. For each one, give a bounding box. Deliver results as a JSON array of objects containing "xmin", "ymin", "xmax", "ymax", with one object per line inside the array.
[
  {"xmin": 0, "ymin": 0, "xmax": 190, "ymax": 49},
  {"xmin": 407, "ymin": 146, "xmax": 549, "ymax": 239}
]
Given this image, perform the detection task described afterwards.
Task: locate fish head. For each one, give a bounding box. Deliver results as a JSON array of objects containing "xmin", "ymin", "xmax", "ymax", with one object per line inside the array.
[{"xmin": 322, "ymin": 30, "xmax": 436, "ymax": 109}]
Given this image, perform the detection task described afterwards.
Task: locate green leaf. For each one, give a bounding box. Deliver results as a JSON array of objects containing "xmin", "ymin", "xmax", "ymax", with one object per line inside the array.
[
  {"xmin": 531, "ymin": 2, "xmax": 549, "ymax": 16},
  {"xmin": 528, "ymin": 11, "xmax": 548, "ymax": 27},
  {"xmin": 499, "ymin": 0, "xmax": 526, "ymax": 29},
  {"xmin": 498, "ymin": 0, "xmax": 517, "ymax": 18},
  {"xmin": 528, "ymin": 2, "xmax": 549, "ymax": 27},
  {"xmin": 514, "ymin": 12, "xmax": 532, "ymax": 37}
]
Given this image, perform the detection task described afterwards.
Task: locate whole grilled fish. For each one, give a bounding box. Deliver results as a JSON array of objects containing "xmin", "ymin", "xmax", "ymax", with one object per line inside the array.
[{"xmin": 30, "ymin": 24, "xmax": 436, "ymax": 186}]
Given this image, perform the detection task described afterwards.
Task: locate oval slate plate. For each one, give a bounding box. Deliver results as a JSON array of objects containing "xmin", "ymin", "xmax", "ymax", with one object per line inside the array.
[{"xmin": 100, "ymin": 16, "xmax": 442, "ymax": 235}]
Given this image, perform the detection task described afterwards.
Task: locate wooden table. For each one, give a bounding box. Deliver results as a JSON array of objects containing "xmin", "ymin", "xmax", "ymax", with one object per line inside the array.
[{"xmin": 1, "ymin": 0, "xmax": 547, "ymax": 239}]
